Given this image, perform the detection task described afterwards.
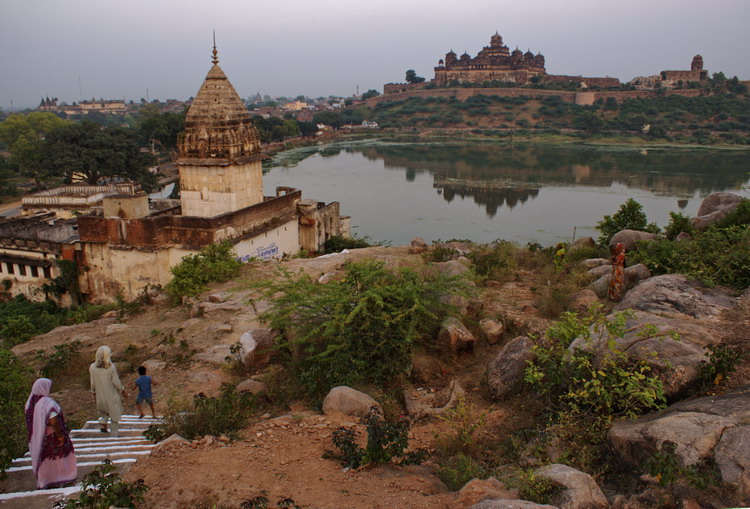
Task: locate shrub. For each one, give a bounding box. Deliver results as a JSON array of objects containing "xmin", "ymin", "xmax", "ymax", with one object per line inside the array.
[
  {"xmin": 436, "ymin": 453, "xmax": 488, "ymax": 491},
  {"xmin": 323, "ymin": 406, "xmax": 425, "ymax": 469},
  {"xmin": 258, "ymin": 260, "xmax": 469, "ymax": 397},
  {"xmin": 517, "ymin": 469, "xmax": 561, "ymax": 505},
  {"xmin": 240, "ymin": 497, "xmax": 301, "ymax": 509},
  {"xmin": 595, "ymin": 198, "xmax": 659, "ymax": 245},
  {"xmin": 631, "ymin": 225, "xmax": 750, "ymax": 289},
  {"xmin": 467, "ymin": 241, "xmax": 517, "ymax": 283},
  {"xmin": 664, "ymin": 211, "xmax": 695, "ymax": 240},
  {"xmin": 53, "ymin": 459, "xmax": 148, "ymax": 508},
  {"xmin": 322, "ymin": 235, "xmax": 378, "ymax": 254},
  {"xmin": 696, "ymin": 344, "xmax": 743, "ymax": 391},
  {"xmin": 148, "ymin": 384, "xmax": 255, "ymax": 440},
  {"xmin": 36, "ymin": 340, "xmax": 83, "ymax": 378},
  {"xmin": 165, "ymin": 241, "xmax": 242, "ymax": 303},
  {"xmin": 435, "ymin": 395, "xmax": 491, "ymax": 456},
  {"xmin": 0, "ymin": 315, "xmax": 36, "ymax": 347},
  {"xmin": 0, "ymin": 349, "xmax": 33, "ymax": 477},
  {"xmin": 714, "ymin": 198, "xmax": 750, "ymax": 229}
]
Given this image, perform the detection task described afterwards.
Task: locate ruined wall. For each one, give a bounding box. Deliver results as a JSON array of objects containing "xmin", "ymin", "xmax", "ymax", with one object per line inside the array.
[
  {"xmin": 233, "ymin": 219, "xmax": 299, "ymax": 262},
  {"xmin": 298, "ymin": 201, "xmax": 342, "ymax": 253},
  {"xmin": 179, "ymin": 160, "xmax": 264, "ymax": 217}
]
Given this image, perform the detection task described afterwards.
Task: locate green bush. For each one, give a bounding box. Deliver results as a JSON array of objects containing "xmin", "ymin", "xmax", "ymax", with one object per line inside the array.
[
  {"xmin": 595, "ymin": 198, "xmax": 660, "ymax": 245},
  {"xmin": 696, "ymin": 344, "xmax": 743, "ymax": 391},
  {"xmin": 467, "ymin": 241, "xmax": 517, "ymax": 282},
  {"xmin": 0, "ymin": 315, "xmax": 36, "ymax": 347},
  {"xmin": 36, "ymin": 340, "xmax": 83, "ymax": 378},
  {"xmin": 436, "ymin": 453, "xmax": 488, "ymax": 491},
  {"xmin": 258, "ymin": 260, "xmax": 469, "ymax": 397},
  {"xmin": 714, "ymin": 198, "xmax": 750, "ymax": 229},
  {"xmin": 631, "ymin": 225, "xmax": 750, "ymax": 289},
  {"xmin": 53, "ymin": 459, "xmax": 148, "ymax": 508},
  {"xmin": 165, "ymin": 241, "xmax": 242, "ymax": 303},
  {"xmin": 323, "ymin": 407, "xmax": 425, "ymax": 469},
  {"xmin": 664, "ymin": 211, "xmax": 695, "ymax": 240},
  {"xmin": 0, "ymin": 349, "xmax": 33, "ymax": 477},
  {"xmin": 322, "ymin": 235, "xmax": 377, "ymax": 254}
]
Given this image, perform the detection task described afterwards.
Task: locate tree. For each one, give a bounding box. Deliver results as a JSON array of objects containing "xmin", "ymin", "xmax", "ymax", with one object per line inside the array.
[
  {"xmin": 39, "ymin": 121, "xmax": 157, "ymax": 190},
  {"xmin": 313, "ymin": 112, "xmax": 344, "ymax": 129},
  {"xmin": 405, "ymin": 70, "xmax": 426, "ymax": 84},
  {"xmin": 136, "ymin": 104, "xmax": 186, "ymax": 151},
  {"xmin": 573, "ymin": 111, "xmax": 605, "ymax": 132},
  {"xmin": 362, "ymin": 89, "xmax": 380, "ymax": 100},
  {"xmin": 0, "ymin": 112, "xmax": 69, "ymax": 189}
]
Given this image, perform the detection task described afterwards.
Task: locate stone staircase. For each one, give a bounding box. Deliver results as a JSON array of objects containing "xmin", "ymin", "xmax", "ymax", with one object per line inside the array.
[{"xmin": 0, "ymin": 415, "xmax": 160, "ymax": 509}]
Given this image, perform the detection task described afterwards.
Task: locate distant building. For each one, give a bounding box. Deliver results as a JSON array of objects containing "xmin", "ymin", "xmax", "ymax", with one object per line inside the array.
[{"xmin": 660, "ymin": 55, "xmax": 709, "ymax": 85}]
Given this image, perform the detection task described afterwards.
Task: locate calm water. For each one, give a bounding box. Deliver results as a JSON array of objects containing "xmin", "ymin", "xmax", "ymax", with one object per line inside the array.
[{"xmin": 263, "ymin": 140, "xmax": 750, "ymax": 246}]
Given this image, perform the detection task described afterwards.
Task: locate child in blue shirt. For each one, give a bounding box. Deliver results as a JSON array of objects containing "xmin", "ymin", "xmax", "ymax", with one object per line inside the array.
[{"xmin": 132, "ymin": 366, "xmax": 157, "ymax": 418}]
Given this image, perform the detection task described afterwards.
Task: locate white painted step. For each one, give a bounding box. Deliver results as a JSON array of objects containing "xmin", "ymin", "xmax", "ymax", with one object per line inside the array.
[
  {"xmin": 5, "ymin": 458, "xmax": 136, "ymax": 473},
  {"xmin": 0, "ymin": 484, "xmax": 82, "ymax": 502}
]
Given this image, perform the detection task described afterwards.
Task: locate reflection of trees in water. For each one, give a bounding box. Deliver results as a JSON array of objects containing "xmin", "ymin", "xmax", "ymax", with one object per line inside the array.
[
  {"xmin": 437, "ymin": 179, "xmax": 539, "ymax": 218},
  {"xmin": 357, "ymin": 144, "xmax": 750, "ymax": 199}
]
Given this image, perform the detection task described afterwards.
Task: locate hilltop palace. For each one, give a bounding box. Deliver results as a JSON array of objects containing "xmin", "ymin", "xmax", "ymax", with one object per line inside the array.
[{"xmin": 0, "ymin": 45, "xmax": 349, "ymax": 303}]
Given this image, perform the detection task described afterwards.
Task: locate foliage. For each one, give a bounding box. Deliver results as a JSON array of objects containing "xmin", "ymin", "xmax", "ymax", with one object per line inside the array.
[
  {"xmin": 165, "ymin": 241, "xmax": 242, "ymax": 303},
  {"xmin": 436, "ymin": 453, "xmax": 488, "ymax": 491},
  {"xmin": 644, "ymin": 441, "xmax": 720, "ymax": 489},
  {"xmin": 0, "ymin": 294, "xmax": 69, "ymax": 347},
  {"xmin": 524, "ymin": 308, "xmax": 667, "ymax": 420},
  {"xmin": 630, "ymin": 225, "xmax": 750, "ymax": 289},
  {"xmin": 696, "ymin": 344, "xmax": 743, "ymax": 391},
  {"xmin": 0, "ymin": 349, "xmax": 33, "ymax": 477},
  {"xmin": 466, "ymin": 240, "xmax": 517, "ymax": 282},
  {"xmin": 595, "ymin": 198, "xmax": 660, "ymax": 245},
  {"xmin": 251, "ymin": 116, "xmax": 302, "ymax": 143},
  {"xmin": 36, "ymin": 340, "xmax": 83, "ymax": 378},
  {"xmin": 43, "ymin": 259, "xmax": 82, "ymax": 306},
  {"xmin": 361, "ymin": 89, "xmax": 380, "ymax": 100},
  {"xmin": 0, "ymin": 315, "xmax": 36, "ymax": 347},
  {"xmin": 435, "ymin": 395, "xmax": 491, "ymax": 455},
  {"xmin": 39, "ymin": 121, "xmax": 157, "ymax": 190},
  {"xmin": 324, "ymin": 407, "xmax": 426, "ymax": 468},
  {"xmin": 664, "ymin": 211, "xmax": 695, "ymax": 240},
  {"xmin": 146, "ymin": 384, "xmax": 255, "ymax": 440},
  {"xmin": 322, "ymin": 234, "xmax": 377, "ymax": 254},
  {"xmin": 136, "ymin": 104, "xmax": 186, "ymax": 150},
  {"xmin": 714, "ymin": 198, "xmax": 750, "ymax": 229},
  {"xmin": 312, "ymin": 111, "xmax": 344, "ymax": 129},
  {"xmin": 53, "ymin": 459, "xmax": 149, "ymax": 508},
  {"xmin": 517, "ymin": 469, "xmax": 560, "ymax": 505},
  {"xmin": 240, "ymin": 496, "xmax": 300, "ymax": 509},
  {"xmin": 422, "ymin": 243, "xmax": 460, "ymax": 263},
  {"xmin": 405, "ymin": 70, "xmax": 426, "ymax": 84},
  {"xmin": 257, "ymin": 260, "xmax": 469, "ymax": 397}
]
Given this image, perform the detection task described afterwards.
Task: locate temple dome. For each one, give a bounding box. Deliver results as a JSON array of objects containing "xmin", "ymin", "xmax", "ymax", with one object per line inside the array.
[{"xmin": 179, "ymin": 57, "xmax": 261, "ymax": 164}]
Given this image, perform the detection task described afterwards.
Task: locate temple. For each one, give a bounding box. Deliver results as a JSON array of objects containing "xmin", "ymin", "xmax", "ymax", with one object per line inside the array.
[{"xmin": 434, "ymin": 33, "xmax": 546, "ymax": 86}]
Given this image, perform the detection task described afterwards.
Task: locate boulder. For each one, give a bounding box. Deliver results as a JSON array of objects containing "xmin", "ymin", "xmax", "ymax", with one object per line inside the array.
[
  {"xmin": 589, "ymin": 275, "xmax": 610, "ymax": 299},
  {"xmin": 623, "ymin": 263, "xmax": 651, "ymax": 290},
  {"xmin": 608, "ymin": 230, "xmax": 657, "ymax": 251},
  {"xmin": 587, "ymin": 265, "xmax": 612, "ymax": 278},
  {"xmin": 469, "ymin": 500, "xmax": 557, "ymax": 509},
  {"xmin": 178, "ymin": 318, "xmax": 203, "ymax": 331},
  {"xmin": 194, "ymin": 344, "xmax": 232, "ymax": 364},
  {"xmin": 207, "ymin": 292, "xmax": 231, "ymax": 303},
  {"xmin": 487, "ymin": 336, "xmax": 535, "ymax": 400},
  {"xmin": 403, "ymin": 380, "xmax": 465, "ymax": 420},
  {"xmin": 456, "ymin": 477, "xmax": 516, "ymax": 507},
  {"xmin": 674, "ymin": 231, "xmax": 692, "ymax": 242},
  {"xmin": 480, "ymin": 318, "xmax": 505, "ymax": 345},
  {"xmin": 567, "ymin": 289, "xmax": 599, "ymax": 314},
  {"xmin": 436, "ymin": 259, "xmax": 473, "ymax": 278},
  {"xmin": 154, "ymin": 434, "xmax": 190, "ymax": 449},
  {"xmin": 205, "ymin": 323, "xmax": 233, "ymax": 335},
  {"xmin": 141, "ymin": 359, "xmax": 166, "ymax": 371},
  {"xmin": 535, "ymin": 464, "xmax": 607, "ymax": 509},
  {"xmin": 614, "ymin": 274, "xmax": 736, "ymax": 320},
  {"xmin": 445, "ymin": 241, "xmax": 472, "ymax": 255},
  {"xmin": 438, "ymin": 317, "xmax": 476, "ymax": 354},
  {"xmin": 236, "ymin": 379, "xmax": 268, "ymax": 395},
  {"xmin": 322, "ymin": 386, "xmax": 380, "ymax": 418},
  {"xmin": 714, "ymin": 425, "xmax": 750, "ymax": 503},
  {"xmin": 692, "ymin": 192, "xmax": 743, "ymax": 230},
  {"xmin": 409, "ymin": 237, "xmax": 429, "ymax": 254},
  {"xmin": 581, "ymin": 258, "xmax": 610, "ymax": 269},
  {"xmin": 239, "ymin": 328, "xmax": 278, "ymax": 368},
  {"xmin": 571, "ymin": 237, "xmax": 596, "ymax": 249},
  {"xmin": 104, "ymin": 323, "xmax": 130, "ymax": 336}
]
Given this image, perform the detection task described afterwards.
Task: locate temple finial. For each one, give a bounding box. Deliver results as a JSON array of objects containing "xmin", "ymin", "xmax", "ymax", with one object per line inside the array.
[{"xmin": 212, "ymin": 30, "xmax": 219, "ymax": 65}]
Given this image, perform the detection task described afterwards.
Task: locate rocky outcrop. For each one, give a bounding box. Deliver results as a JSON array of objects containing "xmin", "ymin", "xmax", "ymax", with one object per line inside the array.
[
  {"xmin": 609, "ymin": 230, "xmax": 657, "ymax": 251},
  {"xmin": 692, "ymin": 192, "xmax": 743, "ymax": 230},
  {"xmin": 609, "ymin": 385, "xmax": 750, "ymax": 503},
  {"xmin": 487, "ymin": 336, "xmax": 535, "ymax": 400},
  {"xmin": 322, "ymin": 386, "xmax": 380, "ymax": 418},
  {"xmin": 535, "ymin": 464, "xmax": 608, "ymax": 509},
  {"xmin": 409, "ymin": 237, "xmax": 428, "ymax": 254},
  {"xmin": 614, "ymin": 274, "xmax": 735, "ymax": 320},
  {"xmin": 567, "ymin": 289, "xmax": 599, "ymax": 314}
]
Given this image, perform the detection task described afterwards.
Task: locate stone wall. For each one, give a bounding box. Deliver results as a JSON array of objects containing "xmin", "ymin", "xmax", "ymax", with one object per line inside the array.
[{"xmin": 179, "ymin": 160, "xmax": 264, "ymax": 217}]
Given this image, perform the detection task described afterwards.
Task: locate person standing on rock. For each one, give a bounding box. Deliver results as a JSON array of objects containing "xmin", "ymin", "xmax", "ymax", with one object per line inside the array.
[
  {"xmin": 25, "ymin": 378, "xmax": 77, "ymax": 489},
  {"xmin": 89, "ymin": 346, "xmax": 126, "ymax": 437},
  {"xmin": 608, "ymin": 242, "xmax": 626, "ymax": 301}
]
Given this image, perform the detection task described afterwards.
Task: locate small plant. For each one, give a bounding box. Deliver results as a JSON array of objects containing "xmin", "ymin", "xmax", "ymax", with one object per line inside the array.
[
  {"xmin": 435, "ymin": 395, "xmax": 491, "ymax": 455},
  {"xmin": 53, "ymin": 459, "xmax": 149, "ymax": 508},
  {"xmin": 423, "ymin": 242, "xmax": 460, "ymax": 263},
  {"xmin": 322, "ymin": 234, "xmax": 380, "ymax": 254},
  {"xmin": 645, "ymin": 441, "xmax": 681, "ymax": 486},
  {"xmin": 240, "ymin": 496, "xmax": 301, "ymax": 509},
  {"xmin": 324, "ymin": 406, "xmax": 426, "ymax": 469},
  {"xmin": 467, "ymin": 240, "xmax": 518, "ymax": 283},
  {"xmin": 436, "ymin": 453, "xmax": 488, "ymax": 491},
  {"xmin": 696, "ymin": 344, "xmax": 743, "ymax": 391},
  {"xmin": 517, "ymin": 469, "xmax": 560, "ymax": 505},
  {"xmin": 596, "ymin": 198, "xmax": 659, "ymax": 245},
  {"xmin": 37, "ymin": 340, "xmax": 83, "ymax": 378},
  {"xmin": 664, "ymin": 211, "xmax": 694, "ymax": 240}
]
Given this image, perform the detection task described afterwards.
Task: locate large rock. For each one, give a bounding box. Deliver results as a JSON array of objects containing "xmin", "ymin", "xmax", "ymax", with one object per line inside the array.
[
  {"xmin": 239, "ymin": 328, "xmax": 278, "ymax": 368},
  {"xmin": 403, "ymin": 380, "xmax": 465, "ymax": 419},
  {"xmin": 571, "ymin": 237, "xmax": 596, "ymax": 249},
  {"xmin": 409, "ymin": 237, "xmax": 429, "ymax": 254},
  {"xmin": 469, "ymin": 500, "xmax": 557, "ymax": 509},
  {"xmin": 589, "ymin": 275, "xmax": 610, "ymax": 300},
  {"xmin": 480, "ymin": 318, "xmax": 505, "ymax": 345},
  {"xmin": 487, "ymin": 336, "xmax": 535, "ymax": 399},
  {"xmin": 535, "ymin": 464, "xmax": 607, "ymax": 509},
  {"xmin": 438, "ymin": 317, "xmax": 476, "ymax": 354},
  {"xmin": 322, "ymin": 386, "xmax": 380, "ymax": 418},
  {"xmin": 236, "ymin": 379, "xmax": 268, "ymax": 395},
  {"xmin": 436, "ymin": 259, "xmax": 473, "ymax": 278},
  {"xmin": 587, "ymin": 265, "xmax": 612, "ymax": 278},
  {"xmin": 692, "ymin": 192, "xmax": 743, "ymax": 230},
  {"xmin": 714, "ymin": 425, "xmax": 750, "ymax": 503},
  {"xmin": 581, "ymin": 258, "xmax": 610, "ymax": 269},
  {"xmin": 456, "ymin": 477, "xmax": 516, "ymax": 507},
  {"xmin": 614, "ymin": 274, "xmax": 736, "ymax": 320},
  {"xmin": 608, "ymin": 230, "xmax": 657, "ymax": 251},
  {"xmin": 623, "ymin": 263, "xmax": 651, "ymax": 290},
  {"xmin": 567, "ymin": 289, "xmax": 599, "ymax": 314}
]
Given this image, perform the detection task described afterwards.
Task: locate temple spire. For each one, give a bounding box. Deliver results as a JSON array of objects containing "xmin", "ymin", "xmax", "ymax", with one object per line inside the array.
[{"xmin": 212, "ymin": 30, "xmax": 219, "ymax": 65}]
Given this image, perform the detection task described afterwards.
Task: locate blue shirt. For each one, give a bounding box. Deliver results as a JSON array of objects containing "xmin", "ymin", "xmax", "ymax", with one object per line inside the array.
[{"xmin": 134, "ymin": 375, "xmax": 152, "ymax": 400}]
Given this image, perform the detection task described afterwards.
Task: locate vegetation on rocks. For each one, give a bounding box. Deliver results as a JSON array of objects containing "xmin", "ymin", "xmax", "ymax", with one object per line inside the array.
[
  {"xmin": 165, "ymin": 241, "xmax": 242, "ymax": 303},
  {"xmin": 0, "ymin": 349, "xmax": 33, "ymax": 477},
  {"xmin": 595, "ymin": 198, "xmax": 659, "ymax": 245}
]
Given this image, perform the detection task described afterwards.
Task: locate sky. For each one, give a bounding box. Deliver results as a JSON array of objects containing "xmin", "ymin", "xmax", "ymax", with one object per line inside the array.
[{"xmin": 2, "ymin": 0, "xmax": 749, "ymax": 109}]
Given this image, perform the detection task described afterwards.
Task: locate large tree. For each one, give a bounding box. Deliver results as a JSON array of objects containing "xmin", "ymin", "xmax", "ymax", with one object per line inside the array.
[
  {"xmin": 40, "ymin": 121, "xmax": 157, "ymax": 190},
  {"xmin": 405, "ymin": 70, "xmax": 426, "ymax": 84},
  {"xmin": 136, "ymin": 104, "xmax": 186, "ymax": 153},
  {"xmin": 0, "ymin": 112, "xmax": 69, "ymax": 189}
]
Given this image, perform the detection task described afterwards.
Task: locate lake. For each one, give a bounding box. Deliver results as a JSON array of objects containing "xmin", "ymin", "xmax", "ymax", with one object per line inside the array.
[{"xmin": 263, "ymin": 140, "xmax": 750, "ymax": 246}]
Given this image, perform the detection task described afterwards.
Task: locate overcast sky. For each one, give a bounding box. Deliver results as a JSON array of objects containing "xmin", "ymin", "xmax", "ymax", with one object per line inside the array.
[{"xmin": 2, "ymin": 0, "xmax": 749, "ymax": 109}]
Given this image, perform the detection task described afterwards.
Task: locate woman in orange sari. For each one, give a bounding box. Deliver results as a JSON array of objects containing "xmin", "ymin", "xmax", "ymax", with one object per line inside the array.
[{"xmin": 608, "ymin": 242, "xmax": 626, "ymax": 301}]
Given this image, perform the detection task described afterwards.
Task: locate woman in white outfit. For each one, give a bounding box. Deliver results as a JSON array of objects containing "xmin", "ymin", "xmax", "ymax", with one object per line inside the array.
[{"xmin": 89, "ymin": 346, "xmax": 126, "ymax": 436}]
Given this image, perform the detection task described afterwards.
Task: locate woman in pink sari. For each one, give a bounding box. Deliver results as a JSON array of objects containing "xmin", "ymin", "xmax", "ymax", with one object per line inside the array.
[{"xmin": 25, "ymin": 378, "xmax": 77, "ymax": 489}]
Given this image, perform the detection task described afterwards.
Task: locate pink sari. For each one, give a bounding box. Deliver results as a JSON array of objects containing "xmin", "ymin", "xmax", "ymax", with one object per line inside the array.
[{"xmin": 25, "ymin": 378, "xmax": 77, "ymax": 489}]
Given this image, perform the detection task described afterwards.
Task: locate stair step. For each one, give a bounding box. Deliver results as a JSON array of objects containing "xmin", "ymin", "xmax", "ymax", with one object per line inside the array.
[
  {"xmin": 0, "ymin": 484, "xmax": 82, "ymax": 502},
  {"xmin": 6, "ymin": 458, "xmax": 136, "ymax": 473}
]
